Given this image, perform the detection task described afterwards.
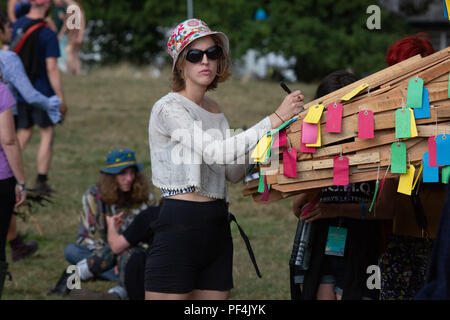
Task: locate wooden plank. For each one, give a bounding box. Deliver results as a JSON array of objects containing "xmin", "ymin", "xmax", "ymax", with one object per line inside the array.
[
  {"xmin": 381, "ymin": 54, "xmax": 450, "ymax": 88},
  {"xmin": 312, "ymin": 144, "xmax": 343, "ymax": 158},
  {"xmin": 428, "ymin": 73, "xmax": 449, "ymax": 83},
  {"xmin": 298, "ymin": 49, "xmax": 449, "ymax": 114},
  {"xmin": 312, "ymin": 152, "xmax": 380, "ymax": 170},
  {"xmin": 273, "ymin": 170, "xmax": 398, "ymax": 193},
  {"xmin": 342, "ymin": 130, "xmax": 396, "ymax": 153},
  {"xmin": 357, "ymin": 138, "xmax": 427, "ymax": 169},
  {"xmin": 417, "ymin": 124, "xmax": 450, "ymax": 136}
]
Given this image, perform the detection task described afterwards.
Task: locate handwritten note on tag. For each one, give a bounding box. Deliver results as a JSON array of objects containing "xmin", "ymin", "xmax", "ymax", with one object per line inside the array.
[
  {"xmin": 306, "ymin": 123, "xmax": 322, "ymax": 147},
  {"xmin": 436, "ymin": 134, "xmax": 450, "ymax": 165},
  {"xmin": 358, "ymin": 110, "xmax": 374, "ymax": 139},
  {"xmin": 442, "ymin": 166, "xmax": 450, "ymax": 184},
  {"xmin": 251, "ymin": 135, "xmax": 272, "ymax": 162},
  {"xmin": 428, "ymin": 136, "xmax": 438, "ymax": 167},
  {"xmin": 272, "ymin": 129, "xmax": 287, "ymax": 149},
  {"xmin": 301, "ymin": 121, "xmax": 318, "ymax": 144},
  {"xmin": 410, "ymin": 108, "xmax": 418, "ymax": 138},
  {"xmin": 423, "ymin": 152, "xmax": 439, "ymax": 183},
  {"xmin": 397, "ymin": 165, "xmax": 416, "ymax": 196},
  {"xmin": 283, "ymin": 147, "xmax": 298, "ymax": 178},
  {"xmin": 258, "ymin": 173, "xmax": 265, "ymax": 193},
  {"xmin": 395, "ymin": 108, "xmax": 411, "ymax": 139},
  {"xmin": 391, "ymin": 142, "xmax": 407, "ymax": 174},
  {"xmin": 341, "ymin": 83, "xmax": 369, "ymax": 101},
  {"xmin": 260, "ymin": 175, "xmax": 271, "ymax": 201},
  {"xmin": 326, "ymin": 102, "xmax": 343, "ymax": 133},
  {"xmin": 304, "ymin": 104, "xmax": 325, "ymax": 124},
  {"xmin": 407, "ymin": 77, "xmax": 424, "ymax": 109},
  {"xmin": 333, "ymin": 155, "xmax": 349, "ymax": 186},
  {"xmin": 414, "ymin": 88, "xmax": 430, "ymax": 119}
]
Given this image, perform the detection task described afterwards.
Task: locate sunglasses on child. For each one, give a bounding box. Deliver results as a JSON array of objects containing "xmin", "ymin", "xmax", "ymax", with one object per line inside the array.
[{"xmin": 185, "ymin": 45, "xmax": 223, "ymax": 63}]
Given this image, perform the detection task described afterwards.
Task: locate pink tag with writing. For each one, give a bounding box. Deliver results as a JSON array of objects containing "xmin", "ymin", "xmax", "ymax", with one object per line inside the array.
[
  {"xmin": 333, "ymin": 155, "xmax": 349, "ymax": 186},
  {"xmin": 301, "ymin": 121, "xmax": 318, "ymax": 144},
  {"xmin": 300, "ymin": 128, "xmax": 316, "ymax": 153},
  {"xmin": 283, "ymin": 147, "xmax": 298, "ymax": 178},
  {"xmin": 272, "ymin": 129, "xmax": 287, "ymax": 149},
  {"xmin": 260, "ymin": 175, "xmax": 270, "ymax": 202},
  {"xmin": 358, "ymin": 110, "xmax": 374, "ymax": 139},
  {"xmin": 326, "ymin": 102, "xmax": 343, "ymax": 133},
  {"xmin": 428, "ymin": 136, "xmax": 438, "ymax": 167}
]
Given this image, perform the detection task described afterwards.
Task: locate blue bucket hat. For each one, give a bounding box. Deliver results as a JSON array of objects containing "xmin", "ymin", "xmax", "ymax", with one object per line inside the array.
[{"xmin": 100, "ymin": 149, "xmax": 144, "ymax": 174}]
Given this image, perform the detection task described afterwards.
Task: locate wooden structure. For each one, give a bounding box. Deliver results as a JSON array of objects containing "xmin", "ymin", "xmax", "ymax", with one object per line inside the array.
[{"xmin": 243, "ymin": 47, "xmax": 450, "ymax": 202}]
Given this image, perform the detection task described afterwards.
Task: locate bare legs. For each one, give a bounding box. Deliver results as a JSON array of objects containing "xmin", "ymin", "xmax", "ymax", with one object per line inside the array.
[{"xmin": 145, "ymin": 290, "xmax": 230, "ymax": 300}]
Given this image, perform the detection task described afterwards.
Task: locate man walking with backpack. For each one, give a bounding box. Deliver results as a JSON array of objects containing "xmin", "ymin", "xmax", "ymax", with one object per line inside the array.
[
  {"xmin": 8, "ymin": 0, "xmax": 67, "ymax": 261},
  {"xmin": 11, "ymin": 0, "xmax": 66, "ymax": 194}
]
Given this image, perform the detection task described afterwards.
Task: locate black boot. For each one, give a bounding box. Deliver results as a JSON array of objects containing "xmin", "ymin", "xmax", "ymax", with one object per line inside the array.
[
  {"xmin": 49, "ymin": 268, "xmax": 72, "ymax": 295},
  {"xmin": 0, "ymin": 261, "xmax": 9, "ymax": 300},
  {"xmin": 9, "ymin": 235, "xmax": 39, "ymax": 262}
]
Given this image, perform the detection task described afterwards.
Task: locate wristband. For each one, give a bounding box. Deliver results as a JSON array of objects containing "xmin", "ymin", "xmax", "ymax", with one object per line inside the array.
[
  {"xmin": 16, "ymin": 181, "xmax": 26, "ymax": 190},
  {"xmin": 274, "ymin": 111, "xmax": 285, "ymax": 123}
]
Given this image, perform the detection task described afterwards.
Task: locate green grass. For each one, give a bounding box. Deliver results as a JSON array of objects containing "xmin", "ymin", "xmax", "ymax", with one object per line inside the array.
[{"xmin": 3, "ymin": 65, "xmax": 317, "ymax": 300}]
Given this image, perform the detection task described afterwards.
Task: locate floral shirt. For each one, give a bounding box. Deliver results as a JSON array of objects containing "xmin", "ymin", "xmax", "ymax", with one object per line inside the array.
[{"xmin": 76, "ymin": 184, "xmax": 157, "ymax": 251}]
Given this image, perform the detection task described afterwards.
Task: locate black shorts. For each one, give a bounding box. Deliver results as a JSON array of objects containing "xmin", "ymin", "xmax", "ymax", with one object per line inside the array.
[
  {"xmin": 145, "ymin": 199, "xmax": 233, "ymax": 294},
  {"xmin": 16, "ymin": 102, "xmax": 53, "ymax": 129}
]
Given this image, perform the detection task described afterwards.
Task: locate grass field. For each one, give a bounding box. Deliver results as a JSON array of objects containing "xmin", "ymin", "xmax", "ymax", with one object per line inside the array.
[{"xmin": 3, "ymin": 65, "xmax": 317, "ymax": 300}]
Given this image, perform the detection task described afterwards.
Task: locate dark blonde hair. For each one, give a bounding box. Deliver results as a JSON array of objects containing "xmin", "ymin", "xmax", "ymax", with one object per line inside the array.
[
  {"xmin": 97, "ymin": 169, "xmax": 150, "ymax": 205},
  {"xmin": 172, "ymin": 34, "xmax": 232, "ymax": 92}
]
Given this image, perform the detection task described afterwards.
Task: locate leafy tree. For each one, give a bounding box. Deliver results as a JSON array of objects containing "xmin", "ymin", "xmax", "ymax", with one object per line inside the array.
[{"xmin": 82, "ymin": 0, "xmax": 411, "ymax": 80}]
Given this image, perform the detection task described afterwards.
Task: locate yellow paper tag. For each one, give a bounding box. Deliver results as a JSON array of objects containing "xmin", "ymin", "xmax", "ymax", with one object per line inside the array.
[
  {"xmin": 306, "ymin": 123, "xmax": 322, "ymax": 147},
  {"xmin": 341, "ymin": 83, "xmax": 369, "ymax": 101},
  {"xmin": 251, "ymin": 135, "xmax": 272, "ymax": 162},
  {"xmin": 303, "ymin": 104, "xmax": 325, "ymax": 124},
  {"xmin": 410, "ymin": 108, "xmax": 418, "ymax": 138},
  {"xmin": 397, "ymin": 164, "xmax": 416, "ymax": 196}
]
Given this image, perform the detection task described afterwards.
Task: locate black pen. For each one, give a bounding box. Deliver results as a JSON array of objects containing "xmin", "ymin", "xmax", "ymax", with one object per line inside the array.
[{"xmin": 280, "ymin": 82, "xmax": 292, "ymax": 94}]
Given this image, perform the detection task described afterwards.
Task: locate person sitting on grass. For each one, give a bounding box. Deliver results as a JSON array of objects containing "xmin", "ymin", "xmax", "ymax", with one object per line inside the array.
[{"xmin": 51, "ymin": 149, "xmax": 157, "ymax": 299}]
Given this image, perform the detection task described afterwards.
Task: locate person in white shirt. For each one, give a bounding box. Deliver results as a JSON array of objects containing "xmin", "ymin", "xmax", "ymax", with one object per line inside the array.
[{"xmin": 147, "ymin": 18, "xmax": 304, "ymax": 300}]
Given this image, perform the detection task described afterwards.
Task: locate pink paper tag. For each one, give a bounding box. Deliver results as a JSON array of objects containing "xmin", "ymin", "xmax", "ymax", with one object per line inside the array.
[
  {"xmin": 283, "ymin": 147, "xmax": 298, "ymax": 178},
  {"xmin": 326, "ymin": 102, "xmax": 343, "ymax": 133},
  {"xmin": 333, "ymin": 155, "xmax": 349, "ymax": 186},
  {"xmin": 301, "ymin": 121, "xmax": 318, "ymax": 144},
  {"xmin": 261, "ymin": 175, "xmax": 270, "ymax": 202},
  {"xmin": 300, "ymin": 126, "xmax": 316, "ymax": 153},
  {"xmin": 428, "ymin": 136, "xmax": 438, "ymax": 167},
  {"xmin": 358, "ymin": 110, "xmax": 374, "ymax": 139},
  {"xmin": 272, "ymin": 129, "xmax": 287, "ymax": 149}
]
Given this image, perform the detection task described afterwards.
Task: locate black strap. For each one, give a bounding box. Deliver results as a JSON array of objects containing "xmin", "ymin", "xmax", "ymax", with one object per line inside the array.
[
  {"xmin": 228, "ymin": 212, "xmax": 262, "ymax": 278},
  {"xmin": 411, "ymin": 185, "xmax": 428, "ymax": 236}
]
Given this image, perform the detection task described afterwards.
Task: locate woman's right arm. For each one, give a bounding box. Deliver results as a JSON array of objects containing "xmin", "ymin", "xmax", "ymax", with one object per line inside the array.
[
  {"xmin": 4, "ymin": 53, "xmax": 61, "ymax": 112},
  {"xmin": 154, "ymin": 91, "xmax": 304, "ymax": 165},
  {"xmin": 7, "ymin": 0, "xmax": 17, "ymax": 23},
  {"xmin": 0, "ymin": 107, "xmax": 26, "ymax": 208}
]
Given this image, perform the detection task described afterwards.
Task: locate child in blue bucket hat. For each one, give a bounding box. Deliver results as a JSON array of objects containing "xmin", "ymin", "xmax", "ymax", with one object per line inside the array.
[
  {"xmin": 51, "ymin": 148, "xmax": 156, "ymax": 299},
  {"xmin": 100, "ymin": 149, "xmax": 144, "ymax": 175}
]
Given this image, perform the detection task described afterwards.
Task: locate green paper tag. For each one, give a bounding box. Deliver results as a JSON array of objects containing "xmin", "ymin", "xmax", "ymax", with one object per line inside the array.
[
  {"xmin": 391, "ymin": 142, "xmax": 407, "ymax": 174},
  {"xmin": 448, "ymin": 72, "xmax": 450, "ymax": 98},
  {"xmin": 325, "ymin": 226, "xmax": 347, "ymax": 257},
  {"xmin": 442, "ymin": 166, "xmax": 450, "ymax": 184},
  {"xmin": 257, "ymin": 173, "xmax": 265, "ymax": 193},
  {"xmin": 395, "ymin": 108, "xmax": 411, "ymax": 139},
  {"xmin": 406, "ymin": 77, "xmax": 424, "ymax": 109}
]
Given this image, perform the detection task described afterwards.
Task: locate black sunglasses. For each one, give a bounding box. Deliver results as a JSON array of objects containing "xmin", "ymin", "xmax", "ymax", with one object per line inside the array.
[{"xmin": 186, "ymin": 45, "xmax": 223, "ymax": 63}]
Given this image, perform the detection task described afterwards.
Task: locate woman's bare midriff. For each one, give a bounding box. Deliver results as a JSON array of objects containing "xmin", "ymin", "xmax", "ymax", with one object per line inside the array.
[{"xmin": 165, "ymin": 192, "xmax": 217, "ymax": 202}]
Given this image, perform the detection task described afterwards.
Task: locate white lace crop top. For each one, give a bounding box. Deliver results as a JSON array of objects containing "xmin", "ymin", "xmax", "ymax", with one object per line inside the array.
[{"xmin": 148, "ymin": 92, "xmax": 272, "ymax": 201}]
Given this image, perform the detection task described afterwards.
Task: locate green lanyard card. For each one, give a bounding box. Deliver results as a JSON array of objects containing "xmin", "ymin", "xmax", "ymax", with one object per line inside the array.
[{"xmin": 325, "ymin": 226, "xmax": 347, "ymax": 257}]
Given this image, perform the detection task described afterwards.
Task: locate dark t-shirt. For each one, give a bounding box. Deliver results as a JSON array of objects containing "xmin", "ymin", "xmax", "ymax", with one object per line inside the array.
[
  {"xmin": 12, "ymin": 16, "xmax": 60, "ymax": 100},
  {"xmin": 320, "ymin": 182, "xmax": 375, "ymax": 204},
  {"xmin": 122, "ymin": 206, "xmax": 160, "ymax": 246}
]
